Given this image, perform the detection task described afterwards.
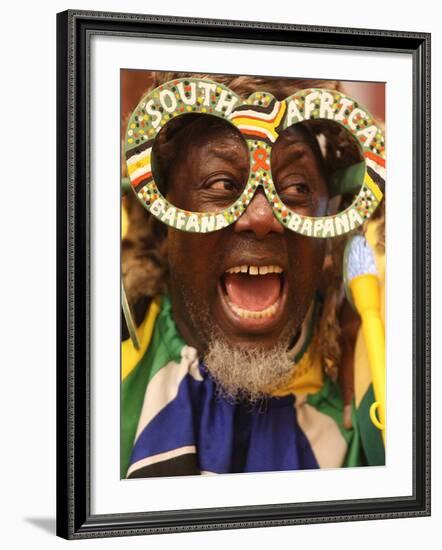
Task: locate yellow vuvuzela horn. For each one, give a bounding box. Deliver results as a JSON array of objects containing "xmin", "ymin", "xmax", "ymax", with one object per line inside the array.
[{"xmin": 344, "ymin": 235, "xmax": 386, "ymax": 446}]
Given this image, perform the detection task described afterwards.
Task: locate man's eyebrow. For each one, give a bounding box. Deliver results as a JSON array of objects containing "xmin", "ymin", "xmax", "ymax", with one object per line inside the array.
[
  {"xmin": 204, "ymin": 143, "xmax": 248, "ymax": 163},
  {"xmin": 284, "ymin": 145, "xmax": 306, "ymax": 160},
  {"xmin": 272, "ymin": 144, "xmax": 307, "ymax": 172},
  {"xmin": 281, "ymin": 137, "xmax": 309, "ymax": 151}
]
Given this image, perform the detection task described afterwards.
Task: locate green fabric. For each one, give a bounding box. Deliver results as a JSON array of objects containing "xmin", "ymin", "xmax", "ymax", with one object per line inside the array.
[
  {"xmin": 355, "ymin": 385, "xmax": 385, "ymax": 466},
  {"xmin": 306, "ymin": 376, "xmax": 384, "ymax": 467},
  {"xmin": 120, "ymin": 296, "xmax": 185, "ymax": 478},
  {"xmin": 345, "ymin": 403, "xmax": 365, "ymax": 466},
  {"xmin": 329, "ymin": 161, "xmax": 366, "ymax": 197}
]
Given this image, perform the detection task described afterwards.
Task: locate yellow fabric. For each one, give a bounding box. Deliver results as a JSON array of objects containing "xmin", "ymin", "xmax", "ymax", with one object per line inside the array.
[
  {"xmin": 121, "ymin": 297, "xmax": 161, "ymax": 381},
  {"xmin": 354, "ymin": 220, "xmax": 385, "ymax": 407},
  {"xmin": 122, "ymin": 203, "xmax": 129, "ymax": 238},
  {"xmin": 271, "ymin": 335, "xmax": 324, "ymax": 397}
]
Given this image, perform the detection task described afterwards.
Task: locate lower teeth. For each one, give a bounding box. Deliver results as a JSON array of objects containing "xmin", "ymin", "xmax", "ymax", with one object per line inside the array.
[{"xmin": 227, "ymin": 298, "xmax": 280, "ymax": 319}]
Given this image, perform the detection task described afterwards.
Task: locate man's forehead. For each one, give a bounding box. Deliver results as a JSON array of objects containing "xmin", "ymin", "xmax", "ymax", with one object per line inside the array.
[
  {"xmin": 175, "ymin": 119, "xmax": 324, "ymax": 179},
  {"xmin": 182, "ymin": 115, "xmax": 318, "ymax": 152},
  {"xmin": 180, "ymin": 119, "xmax": 248, "ymax": 156},
  {"xmin": 202, "ymin": 141, "xmax": 248, "ymax": 161}
]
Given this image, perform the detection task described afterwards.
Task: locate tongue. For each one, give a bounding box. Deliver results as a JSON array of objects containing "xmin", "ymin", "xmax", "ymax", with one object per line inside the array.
[{"xmin": 224, "ymin": 273, "xmax": 281, "ymax": 311}]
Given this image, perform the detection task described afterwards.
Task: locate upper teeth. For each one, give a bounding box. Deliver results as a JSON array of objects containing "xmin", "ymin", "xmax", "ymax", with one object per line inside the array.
[{"xmin": 225, "ymin": 265, "xmax": 283, "ymax": 275}]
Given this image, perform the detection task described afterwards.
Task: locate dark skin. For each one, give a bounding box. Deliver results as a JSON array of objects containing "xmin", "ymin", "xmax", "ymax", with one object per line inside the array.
[{"xmin": 163, "ymin": 117, "xmax": 330, "ymax": 355}]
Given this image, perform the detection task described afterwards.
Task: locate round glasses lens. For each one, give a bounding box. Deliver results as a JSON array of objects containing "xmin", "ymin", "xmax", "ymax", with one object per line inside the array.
[
  {"xmin": 270, "ymin": 119, "xmax": 366, "ymax": 218},
  {"xmin": 151, "ymin": 113, "xmax": 249, "ymax": 213}
]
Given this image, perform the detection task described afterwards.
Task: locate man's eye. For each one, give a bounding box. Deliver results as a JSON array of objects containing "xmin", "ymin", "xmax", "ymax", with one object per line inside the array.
[
  {"xmin": 279, "ymin": 182, "xmax": 312, "ymax": 197},
  {"xmin": 207, "ymin": 179, "xmax": 237, "ymax": 192},
  {"xmin": 288, "ymin": 183, "xmax": 310, "ymax": 195}
]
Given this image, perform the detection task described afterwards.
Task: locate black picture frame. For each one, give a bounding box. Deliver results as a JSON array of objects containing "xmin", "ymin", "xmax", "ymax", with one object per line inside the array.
[{"xmin": 56, "ymin": 9, "xmax": 431, "ymax": 540}]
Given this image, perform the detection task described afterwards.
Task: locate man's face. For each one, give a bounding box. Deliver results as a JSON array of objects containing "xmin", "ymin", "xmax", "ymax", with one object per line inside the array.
[{"xmin": 164, "ymin": 116, "xmax": 328, "ymax": 356}]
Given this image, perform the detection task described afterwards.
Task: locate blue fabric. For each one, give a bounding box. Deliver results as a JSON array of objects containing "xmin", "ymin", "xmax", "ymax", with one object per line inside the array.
[{"xmin": 129, "ymin": 361, "xmax": 318, "ymax": 474}]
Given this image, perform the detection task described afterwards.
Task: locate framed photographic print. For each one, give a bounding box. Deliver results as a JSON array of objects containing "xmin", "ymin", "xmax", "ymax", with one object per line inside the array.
[{"xmin": 56, "ymin": 9, "xmax": 431, "ymax": 539}]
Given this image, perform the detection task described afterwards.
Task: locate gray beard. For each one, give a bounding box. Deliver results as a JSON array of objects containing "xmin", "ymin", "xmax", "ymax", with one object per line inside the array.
[
  {"xmin": 203, "ymin": 334, "xmax": 298, "ymax": 403},
  {"xmin": 171, "ymin": 276, "xmax": 301, "ymax": 402}
]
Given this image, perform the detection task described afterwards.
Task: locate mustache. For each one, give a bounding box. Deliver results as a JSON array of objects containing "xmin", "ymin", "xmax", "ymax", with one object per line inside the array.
[{"xmin": 214, "ymin": 233, "xmax": 289, "ymax": 273}]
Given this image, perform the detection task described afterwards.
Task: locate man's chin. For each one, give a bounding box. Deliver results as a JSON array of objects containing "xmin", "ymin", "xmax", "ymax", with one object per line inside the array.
[
  {"xmin": 202, "ymin": 334, "xmax": 297, "ymax": 402},
  {"xmin": 170, "ymin": 276, "xmax": 302, "ymax": 400}
]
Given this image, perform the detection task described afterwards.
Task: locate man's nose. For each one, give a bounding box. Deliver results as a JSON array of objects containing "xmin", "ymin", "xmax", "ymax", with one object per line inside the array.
[{"xmin": 234, "ymin": 188, "xmax": 284, "ymax": 239}]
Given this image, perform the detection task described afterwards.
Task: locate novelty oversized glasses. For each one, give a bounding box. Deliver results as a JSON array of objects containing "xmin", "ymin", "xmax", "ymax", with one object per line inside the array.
[{"xmin": 124, "ymin": 78, "xmax": 385, "ymax": 238}]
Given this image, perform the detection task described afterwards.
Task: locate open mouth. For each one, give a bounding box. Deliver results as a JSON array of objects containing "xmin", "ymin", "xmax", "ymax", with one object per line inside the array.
[{"xmin": 218, "ymin": 264, "xmax": 287, "ymax": 332}]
